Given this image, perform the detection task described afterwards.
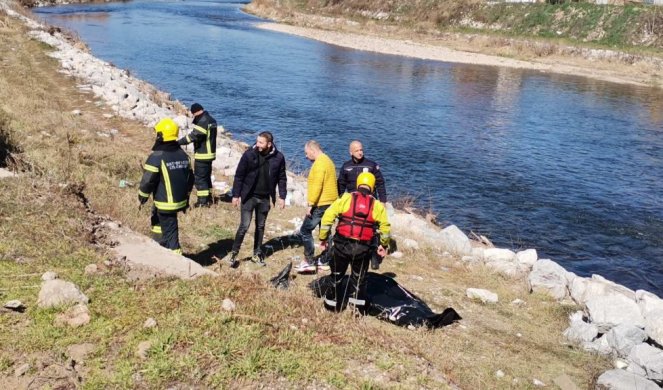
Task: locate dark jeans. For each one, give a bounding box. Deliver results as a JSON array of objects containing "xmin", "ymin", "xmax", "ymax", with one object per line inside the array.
[
  {"xmin": 325, "ymin": 235, "xmax": 371, "ymax": 312},
  {"xmin": 157, "ymin": 210, "xmax": 180, "ymax": 251},
  {"xmin": 299, "ymin": 205, "xmax": 329, "ymax": 262},
  {"xmin": 194, "ymin": 160, "xmax": 213, "ymax": 202},
  {"xmin": 232, "ymin": 196, "xmax": 271, "ymax": 255}
]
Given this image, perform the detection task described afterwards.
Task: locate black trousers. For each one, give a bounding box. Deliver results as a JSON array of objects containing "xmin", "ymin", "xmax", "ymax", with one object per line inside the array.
[
  {"xmin": 324, "ymin": 236, "xmax": 372, "ymax": 312},
  {"xmin": 231, "ymin": 196, "xmax": 271, "ymax": 255},
  {"xmin": 151, "ymin": 207, "xmax": 180, "ymax": 250},
  {"xmin": 150, "ymin": 206, "xmax": 162, "ymax": 238},
  {"xmin": 194, "ymin": 160, "xmax": 213, "ymax": 203}
]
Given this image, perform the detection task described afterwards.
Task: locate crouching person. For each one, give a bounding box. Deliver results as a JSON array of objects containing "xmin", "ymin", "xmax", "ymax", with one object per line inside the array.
[
  {"xmin": 318, "ymin": 172, "xmax": 390, "ymax": 312},
  {"xmin": 138, "ymin": 118, "xmax": 194, "ymax": 255}
]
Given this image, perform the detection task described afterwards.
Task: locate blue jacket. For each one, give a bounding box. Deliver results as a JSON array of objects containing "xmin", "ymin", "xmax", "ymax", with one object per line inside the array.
[
  {"xmin": 338, "ymin": 157, "xmax": 387, "ymax": 202},
  {"xmin": 232, "ymin": 144, "xmax": 287, "ymax": 204}
]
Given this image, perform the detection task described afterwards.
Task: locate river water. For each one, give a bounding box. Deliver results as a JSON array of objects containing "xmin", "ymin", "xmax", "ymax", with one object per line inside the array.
[{"xmin": 35, "ymin": 0, "xmax": 663, "ymax": 296}]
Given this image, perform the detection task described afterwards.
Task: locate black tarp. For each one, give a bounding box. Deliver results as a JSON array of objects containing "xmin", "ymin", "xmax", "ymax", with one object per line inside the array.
[{"xmin": 308, "ymin": 272, "xmax": 461, "ymax": 329}]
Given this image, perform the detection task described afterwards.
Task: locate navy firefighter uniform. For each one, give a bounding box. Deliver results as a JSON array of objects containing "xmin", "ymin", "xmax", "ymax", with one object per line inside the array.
[
  {"xmin": 177, "ymin": 103, "xmax": 217, "ymax": 207},
  {"xmin": 139, "ymin": 118, "xmax": 194, "ymax": 254}
]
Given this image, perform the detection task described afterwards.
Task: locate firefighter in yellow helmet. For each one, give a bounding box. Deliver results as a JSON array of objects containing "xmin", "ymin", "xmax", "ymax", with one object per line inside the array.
[
  {"xmin": 138, "ymin": 118, "xmax": 194, "ymax": 254},
  {"xmin": 318, "ymin": 172, "xmax": 391, "ymax": 312}
]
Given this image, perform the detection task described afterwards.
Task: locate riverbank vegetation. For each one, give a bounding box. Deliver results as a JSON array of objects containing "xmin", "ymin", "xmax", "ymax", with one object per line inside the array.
[
  {"xmin": 246, "ymin": 0, "xmax": 663, "ymax": 88},
  {"xmin": 0, "ymin": 5, "xmax": 612, "ymax": 388},
  {"xmin": 250, "ymin": 0, "xmax": 663, "ymax": 52}
]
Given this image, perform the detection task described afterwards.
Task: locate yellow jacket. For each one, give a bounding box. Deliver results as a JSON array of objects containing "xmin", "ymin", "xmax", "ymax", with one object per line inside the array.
[
  {"xmin": 319, "ymin": 192, "xmax": 391, "ymax": 247},
  {"xmin": 307, "ymin": 153, "xmax": 338, "ymax": 207}
]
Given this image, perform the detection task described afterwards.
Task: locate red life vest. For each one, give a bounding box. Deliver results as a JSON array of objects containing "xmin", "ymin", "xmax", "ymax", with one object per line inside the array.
[{"xmin": 337, "ymin": 192, "xmax": 376, "ymax": 242}]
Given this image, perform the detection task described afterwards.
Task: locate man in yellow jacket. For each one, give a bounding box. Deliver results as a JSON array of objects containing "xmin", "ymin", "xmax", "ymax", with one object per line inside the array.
[
  {"xmin": 296, "ymin": 140, "xmax": 338, "ymax": 273},
  {"xmin": 318, "ymin": 172, "xmax": 390, "ymax": 312}
]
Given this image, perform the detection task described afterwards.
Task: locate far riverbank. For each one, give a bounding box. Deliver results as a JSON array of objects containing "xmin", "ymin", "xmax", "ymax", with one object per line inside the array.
[{"xmin": 245, "ymin": 3, "xmax": 663, "ymax": 89}]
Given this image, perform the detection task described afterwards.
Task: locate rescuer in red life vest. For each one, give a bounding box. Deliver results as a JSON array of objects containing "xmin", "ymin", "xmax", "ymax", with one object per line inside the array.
[{"xmin": 318, "ymin": 172, "xmax": 391, "ymax": 312}]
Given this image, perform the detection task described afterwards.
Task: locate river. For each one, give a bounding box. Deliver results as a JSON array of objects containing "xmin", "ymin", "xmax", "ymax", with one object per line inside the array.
[{"xmin": 35, "ymin": 0, "xmax": 663, "ymax": 296}]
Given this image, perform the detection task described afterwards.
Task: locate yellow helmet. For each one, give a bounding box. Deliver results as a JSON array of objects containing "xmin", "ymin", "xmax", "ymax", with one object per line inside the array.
[
  {"xmin": 356, "ymin": 172, "xmax": 375, "ymax": 192},
  {"xmin": 154, "ymin": 118, "xmax": 178, "ymax": 142}
]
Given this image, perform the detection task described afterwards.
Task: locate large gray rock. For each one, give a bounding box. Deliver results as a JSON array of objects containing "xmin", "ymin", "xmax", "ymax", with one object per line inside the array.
[
  {"xmin": 583, "ymin": 334, "xmax": 612, "ymax": 355},
  {"xmin": 437, "ymin": 225, "xmax": 472, "ymax": 256},
  {"xmin": 390, "ymin": 213, "xmax": 435, "ymax": 244},
  {"xmin": 486, "ymin": 260, "xmax": 529, "ymax": 279},
  {"xmin": 604, "ymin": 324, "xmax": 648, "ymax": 357},
  {"xmin": 627, "ymin": 343, "xmax": 663, "ymax": 381},
  {"xmin": 570, "ymin": 274, "xmax": 635, "ymax": 306},
  {"xmin": 636, "ymin": 290, "xmax": 663, "ymax": 319},
  {"xmin": 41, "ymin": 271, "xmax": 58, "ymax": 281},
  {"xmin": 527, "ymin": 259, "xmax": 569, "ymax": 300},
  {"xmin": 471, "ymin": 247, "xmax": 485, "ymax": 258},
  {"xmin": 37, "ymin": 280, "xmax": 89, "ymax": 308},
  {"xmin": 466, "ymin": 288, "xmax": 498, "ymax": 304},
  {"xmin": 644, "ymin": 309, "xmax": 663, "ymax": 346},
  {"xmin": 586, "ymin": 294, "xmax": 645, "ymax": 332},
  {"xmin": 515, "ymin": 249, "xmax": 538, "ymax": 268},
  {"xmin": 401, "ymin": 238, "xmax": 419, "ymax": 250},
  {"xmin": 596, "ymin": 369, "xmax": 659, "ymax": 390},
  {"xmin": 563, "ymin": 311, "xmax": 598, "ymax": 344},
  {"xmin": 483, "ymin": 248, "xmax": 516, "ymax": 262},
  {"xmin": 54, "ymin": 304, "xmax": 91, "ymax": 328}
]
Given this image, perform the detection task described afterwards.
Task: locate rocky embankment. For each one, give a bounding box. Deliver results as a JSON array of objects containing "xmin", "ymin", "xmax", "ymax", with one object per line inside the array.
[{"xmin": 2, "ymin": 1, "xmax": 663, "ymax": 388}]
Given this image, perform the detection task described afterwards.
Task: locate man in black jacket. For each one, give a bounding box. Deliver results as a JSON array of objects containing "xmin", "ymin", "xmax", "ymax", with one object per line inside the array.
[
  {"xmin": 226, "ymin": 131, "xmax": 287, "ymax": 267},
  {"xmin": 177, "ymin": 103, "xmax": 217, "ymax": 207},
  {"xmin": 337, "ymin": 140, "xmax": 387, "ymax": 202},
  {"xmin": 138, "ymin": 118, "xmax": 194, "ymax": 255}
]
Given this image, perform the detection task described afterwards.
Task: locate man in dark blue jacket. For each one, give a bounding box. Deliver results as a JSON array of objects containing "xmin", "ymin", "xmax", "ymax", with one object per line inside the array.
[
  {"xmin": 226, "ymin": 131, "xmax": 287, "ymax": 267},
  {"xmin": 337, "ymin": 140, "xmax": 387, "ymax": 202}
]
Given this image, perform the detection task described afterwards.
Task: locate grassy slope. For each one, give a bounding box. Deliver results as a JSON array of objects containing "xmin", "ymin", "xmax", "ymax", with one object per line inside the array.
[
  {"xmin": 0, "ymin": 9, "xmax": 610, "ymax": 389},
  {"xmin": 251, "ymin": 0, "xmax": 663, "ymax": 52}
]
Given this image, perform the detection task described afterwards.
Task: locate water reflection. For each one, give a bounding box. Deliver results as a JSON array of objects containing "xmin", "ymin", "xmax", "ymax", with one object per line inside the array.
[{"xmin": 47, "ymin": 12, "xmax": 110, "ymax": 22}]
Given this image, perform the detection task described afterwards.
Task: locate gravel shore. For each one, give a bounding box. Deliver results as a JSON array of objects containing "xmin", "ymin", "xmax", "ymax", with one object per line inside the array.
[{"xmin": 256, "ymin": 22, "xmax": 662, "ymax": 88}]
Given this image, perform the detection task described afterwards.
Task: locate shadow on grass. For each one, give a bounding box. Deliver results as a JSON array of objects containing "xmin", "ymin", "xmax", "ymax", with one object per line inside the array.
[
  {"xmin": 261, "ymin": 234, "xmax": 303, "ymax": 259},
  {"xmin": 186, "ymin": 238, "xmax": 234, "ymax": 266}
]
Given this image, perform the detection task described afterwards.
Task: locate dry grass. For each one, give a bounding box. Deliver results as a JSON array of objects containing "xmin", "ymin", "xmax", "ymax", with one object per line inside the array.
[{"xmin": 0, "ymin": 10, "xmax": 611, "ymax": 389}]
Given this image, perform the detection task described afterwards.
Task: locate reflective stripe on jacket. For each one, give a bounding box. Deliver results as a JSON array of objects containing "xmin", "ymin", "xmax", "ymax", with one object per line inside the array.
[
  {"xmin": 336, "ymin": 192, "xmax": 376, "ymax": 242},
  {"xmin": 138, "ymin": 141, "xmax": 194, "ymax": 213},
  {"xmin": 319, "ymin": 191, "xmax": 391, "ymax": 247},
  {"xmin": 177, "ymin": 111, "xmax": 218, "ymax": 161}
]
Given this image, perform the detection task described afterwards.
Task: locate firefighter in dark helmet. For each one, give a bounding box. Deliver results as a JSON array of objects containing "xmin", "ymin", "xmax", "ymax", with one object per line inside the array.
[
  {"xmin": 177, "ymin": 103, "xmax": 217, "ymax": 207},
  {"xmin": 318, "ymin": 172, "xmax": 391, "ymax": 312},
  {"xmin": 138, "ymin": 118, "xmax": 194, "ymax": 254}
]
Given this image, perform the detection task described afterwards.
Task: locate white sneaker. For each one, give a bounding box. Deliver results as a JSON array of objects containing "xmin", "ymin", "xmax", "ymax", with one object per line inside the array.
[
  {"xmin": 295, "ymin": 260, "xmax": 317, "ymax": 274},
  {"xmin": 316, "ymin": 259, "xmax": 330, "ymax": 272}
]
